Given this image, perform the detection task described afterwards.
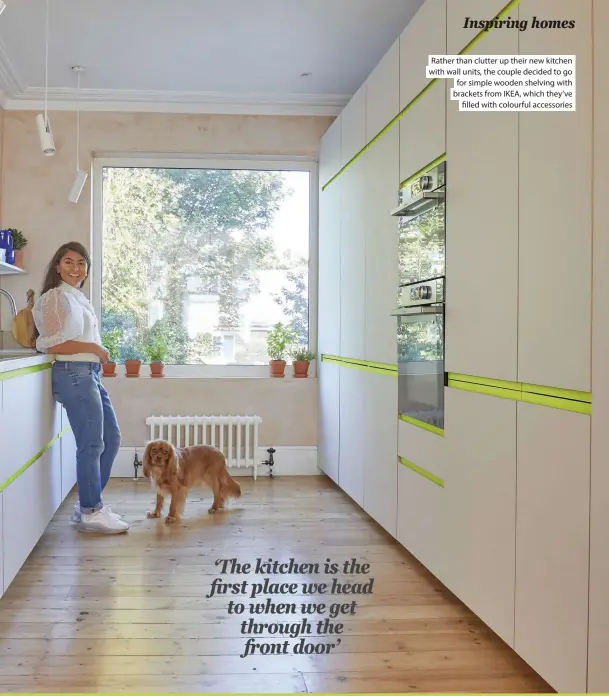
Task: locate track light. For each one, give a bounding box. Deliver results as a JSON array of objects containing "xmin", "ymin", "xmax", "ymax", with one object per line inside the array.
[
  {"xmin": 36, "ymin": 113, "xmax": 56, "ymax": 156},
  {"xmin": 0, "ymin": 2, "xmax": 6, "ymax": 17},
  {"xmin": 68, "ymin": 170, "xmax": 88, "ymax": 204}
]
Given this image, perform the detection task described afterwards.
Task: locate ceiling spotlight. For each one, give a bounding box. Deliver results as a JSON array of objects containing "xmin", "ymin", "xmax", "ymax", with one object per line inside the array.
[
  {"xmin": 36, "ymin": 113, "xmax": 56, "ymax": 156},
  {"xmin": 0, "ymin": 2, "xmax": 6, "ymax": 17}
]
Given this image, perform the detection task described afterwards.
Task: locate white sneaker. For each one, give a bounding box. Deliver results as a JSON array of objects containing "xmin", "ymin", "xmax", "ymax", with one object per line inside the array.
[
  {"xmin": 72, "ymin": 503, "xmax": 123, "ymax": 523},
  {"xmin": 77, "ymin": 506, "xmax": 130, "ymax": 534}
]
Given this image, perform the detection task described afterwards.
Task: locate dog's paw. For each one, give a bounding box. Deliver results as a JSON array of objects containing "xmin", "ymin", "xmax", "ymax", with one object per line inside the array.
[
  {"xmin": 146, "ymin": 511, "xmax": 161, "ymax": 518},
  {"xmin": 165, "ymin": 515, "xmax": 177, "ymax": 524},
  {"xmin": 208, "ymin": 506, "xmax": 217, "ymax": 514}
]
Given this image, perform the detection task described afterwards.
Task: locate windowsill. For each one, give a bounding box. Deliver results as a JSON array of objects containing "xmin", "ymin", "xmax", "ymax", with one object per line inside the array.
[{"xmin": 102, "ymin": 364, "xmax": 318, "ymax": 380}]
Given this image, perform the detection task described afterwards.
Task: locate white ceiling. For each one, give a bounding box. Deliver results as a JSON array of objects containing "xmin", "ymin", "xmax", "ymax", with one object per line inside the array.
[{"xmin": 0, "ymin": 0, "xmax": 424, "ymax": 114}]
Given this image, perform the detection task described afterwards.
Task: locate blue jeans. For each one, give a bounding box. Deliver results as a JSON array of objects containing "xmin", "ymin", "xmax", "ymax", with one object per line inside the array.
[{"xmin": 52, "ymin": 362, "xmax": 121, "ymax": 513}]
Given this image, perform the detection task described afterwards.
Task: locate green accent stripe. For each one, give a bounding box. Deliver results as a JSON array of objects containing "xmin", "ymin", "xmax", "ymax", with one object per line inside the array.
[
  {"xmin": 398, "ymin": 413, "xmax": 444, "ymax": 437},
  {"xmin": 0, "ymin": 361, "xmax": 51, "ymax": 381},
  {"xmin": 448, "ymin": 373, "xmax": 592, "ymax": 414},
  {"xmin": 0, "ymin": 426, "xmax": 70, "ymax": 494},
  {"xmin": 399, "ymin": 457, "xmax": 444, "ymax": 487},
  {"xmin": 400, "ymin": 154, "xmax": 446, "ymax": 189},
  {"xmin": 321, "ymin": 354, "xmax": 397, "ymax": 376},
  {"xmin": 321, "ymin": 0, "xmax": 523, "ymax": 190}
]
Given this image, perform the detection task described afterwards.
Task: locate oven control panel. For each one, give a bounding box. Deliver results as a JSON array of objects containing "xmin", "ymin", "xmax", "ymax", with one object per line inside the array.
[{"xmin": 398, "ymin": 277, "xmax": 444, "ymax": 307}]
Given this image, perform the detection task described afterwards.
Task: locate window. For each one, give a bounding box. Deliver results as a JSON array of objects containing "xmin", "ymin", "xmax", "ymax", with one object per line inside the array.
[{"xmin": 92, "ymin": 157, "xmax": 316, "ymax": 374}]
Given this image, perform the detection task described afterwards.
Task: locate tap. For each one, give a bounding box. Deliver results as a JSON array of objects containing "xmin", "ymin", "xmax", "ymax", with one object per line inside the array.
[{"xmin": 0, "ymin": 288, "xmax": 17, "ymax": 317}]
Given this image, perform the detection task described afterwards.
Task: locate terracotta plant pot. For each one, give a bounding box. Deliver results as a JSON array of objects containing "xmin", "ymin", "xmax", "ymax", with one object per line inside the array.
[
  {"xmin": 293, "ymin": 360, "xmax": 310, "ymax": 378},
  {"xmin": 150, "ymin": 361, "xmax": 165, "ymax": 378},
  {"xmin": 14, "ymin": 249, "xmax": 24, "ymax": 269},
  {"xmin": 269, "ymin": 360, "xmax": 286, "ymax": 378},
  {"xmin": 102, "ymin": 362, "xmax": 117, "ymax": 378},
  {"xmin": 124, "ymin": 359, "xmax": 141, "ymax": 377}
]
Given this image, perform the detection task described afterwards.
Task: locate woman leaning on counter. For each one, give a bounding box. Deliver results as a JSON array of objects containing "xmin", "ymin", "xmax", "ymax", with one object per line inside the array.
[{"xmin": 32, "ymin": 241, "xmax": 129, "ymax": 535}]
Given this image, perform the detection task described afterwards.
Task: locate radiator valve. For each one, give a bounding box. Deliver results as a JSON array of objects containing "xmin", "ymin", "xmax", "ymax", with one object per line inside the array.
[
  {"xmin": 133, "ymin": 452, "xmax": 143, "ymax": 481},
  {"xmin": 261, "ymin": 447, "xmax": 276, "ymax": 477}
]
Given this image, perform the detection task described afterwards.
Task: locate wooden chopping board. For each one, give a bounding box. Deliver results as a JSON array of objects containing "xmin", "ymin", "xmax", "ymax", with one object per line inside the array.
[{"xmin": 11, "ymin": 289, "xmax": 37, "ymax": 349}]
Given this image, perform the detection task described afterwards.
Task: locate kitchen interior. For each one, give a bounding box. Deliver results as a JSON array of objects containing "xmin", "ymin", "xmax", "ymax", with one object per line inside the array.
[{"xmin": 0, "ymin": 0, "xmax": 608, "ymax": 692}]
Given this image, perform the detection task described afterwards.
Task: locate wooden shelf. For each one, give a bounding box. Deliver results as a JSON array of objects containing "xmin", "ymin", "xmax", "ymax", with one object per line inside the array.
[{"xmin": 0, "ymin": 261, "xmax": 25, "ymax": 275}]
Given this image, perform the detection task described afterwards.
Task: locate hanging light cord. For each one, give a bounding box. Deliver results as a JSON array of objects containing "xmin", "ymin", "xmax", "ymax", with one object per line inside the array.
[
  {"xmin": 76, "ymin": 69, "xmax": 81, "ymax": 171},
  {"xmin": 44, "ymin": 0, "xmax": 49, "ymax": 128}
]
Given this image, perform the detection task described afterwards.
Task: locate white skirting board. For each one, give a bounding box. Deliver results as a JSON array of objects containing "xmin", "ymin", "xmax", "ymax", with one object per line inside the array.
[{"xmin": 110, "ymin": 446, "xmax": 320, "ymax": 478}]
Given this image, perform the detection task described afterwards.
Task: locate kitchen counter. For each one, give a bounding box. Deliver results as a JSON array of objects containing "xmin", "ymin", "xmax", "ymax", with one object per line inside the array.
[{"xmin": 0, "ymin": 350, "xmax": 50, "ymax": 374}]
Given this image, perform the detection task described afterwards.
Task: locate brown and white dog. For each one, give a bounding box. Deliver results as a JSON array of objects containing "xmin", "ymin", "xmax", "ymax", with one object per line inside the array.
[{"xmin": 142, "ymin": 440, "xmax": 242, "ymax": 523}]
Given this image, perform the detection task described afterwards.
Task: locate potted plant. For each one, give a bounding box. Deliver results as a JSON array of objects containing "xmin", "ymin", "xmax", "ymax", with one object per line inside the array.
[
  {"xmin": 101, "ymin": 328, "xmax": 122, "ymax": 378},
  {"xmin": 122, "ymin": 345, "xmax": 144, "ymax": 378},
  {"xmin": 8, "ymin": 229, "xmax": 27, "ymax": 268},
  {"xmin": 144, "ymin": 337, "xmax": 168, "ymax": 378},
  {"xmin": 291, "ymin": 347, "xmax": 316, "ymax": 379},
  {"xmin": 266, "ymin": 322, "xmax": 296, "ymax": 378}
]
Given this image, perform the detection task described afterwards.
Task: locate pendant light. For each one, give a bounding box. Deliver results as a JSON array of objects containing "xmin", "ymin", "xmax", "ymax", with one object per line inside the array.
[
  {"xmin": 68, "ymin": 66, "xmax": 87, "ymax": 203},
  {"xmin": 36, "ymin": 0, "xmax": 55, "ymax": 156}
]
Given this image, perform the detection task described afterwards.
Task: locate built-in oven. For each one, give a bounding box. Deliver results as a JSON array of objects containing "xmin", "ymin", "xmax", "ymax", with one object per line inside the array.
[{"xmin": 390, "ymin": 161, "xmax": 446, "ymax": 431}]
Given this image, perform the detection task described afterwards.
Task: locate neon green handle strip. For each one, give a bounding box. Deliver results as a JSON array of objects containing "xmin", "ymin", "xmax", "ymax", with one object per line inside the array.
[
  {"xmin": 399, "ymin": 456, "xmax": 444, "ymax": 487},
  {"xmin": 0, "ymin": 361, "xmax": 51, "ymax": 381},
  {"xmin": 0, "ymin": 426, "xmax": 71, "ymax": 494},
  {"xmin": 398, "ymin": 413, "xmax": 444, "ymax": 437}
]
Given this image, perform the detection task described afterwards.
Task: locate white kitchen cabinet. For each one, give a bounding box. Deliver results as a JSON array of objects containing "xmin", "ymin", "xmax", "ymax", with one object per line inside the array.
[
  {"xmin": 399, "ymin": 0, "xmax": 446, "ymax": 109},
  {"xmin": 318, "ymin": 179, "xmax": 342, "ymax": 357},
  {"xmin": 443, "ymin": 388, "xmax": 516, "ymax": 647},
  {"xmin": 588, "ymin": 0, "xmax": 609, "ymax": 690},
  {"xmin": 445, "ymin": 12, "xmax": 519, "ymax": 381},
  {"xmin": 340, "ymin": 154, "xmax": 367, "ymax": 360},
  {"xmin": 365, "ymin": 38, "xmax": 399, "ymax": 142},
  {"xmin": 518, "ymin": 0, "xmax": 592, "ymax": 392},
  {"xmin": 319, "ymin": 115, "xmax": 342, "ymax": 188},
  {"xmin": 515, "ymin": 403, "xmax": 590, "ymax": 693},
  {"xmin": 397, "ymin": 455, "xmax": 445, "ymax": 581},
  {"xmin": 362, "ymin": 372, "xmax": 398, "ymax": 538},
  {"xmin": 339, "ymin": 367, "xmax": 365, "ymax": 507},
  {"xmin": 399, "ymin": 82, "xmax": 445, "ymax": 184},
  {"xmin": 0, "ymin": 492, "xmax": 4, "ymax": 598},
  {"xmin": 447, "ymin": 0, "xmax": 513, "ymax": 54},
  {"xmin": 318, "ymin": 361, "xmax": 340, "ymax": 485},
  {"xmin": 340, "ymin": 85, "xmax": 366, "ymax": 167},
  {"xmin": 3, "ymin": 445, "xmax": 61, "ymax": 589},
  {"xmin": 364, "ymin": 126, "xmax": 399, "ymax": 366},
  {"xmin": 60, "ymin": 407, "xmax": 77, "ymax": 499}
]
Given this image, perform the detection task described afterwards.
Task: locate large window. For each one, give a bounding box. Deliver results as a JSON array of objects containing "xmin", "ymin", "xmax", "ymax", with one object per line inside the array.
[{"xmin": 92, "ymin": 158, "xmax": 315, "ymax": 372}]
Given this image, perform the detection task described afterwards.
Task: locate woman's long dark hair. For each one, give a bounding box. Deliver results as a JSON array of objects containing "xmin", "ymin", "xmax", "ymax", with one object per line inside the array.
[{"xmin": 33, "ymin": 242, "xmax": 92, "ymax": 343}]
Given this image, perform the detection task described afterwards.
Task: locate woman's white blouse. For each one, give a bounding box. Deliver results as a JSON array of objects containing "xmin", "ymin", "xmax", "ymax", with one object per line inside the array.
[{"xmin": 33, "ymin": 282, "xmax": 101, "ymax": 362}]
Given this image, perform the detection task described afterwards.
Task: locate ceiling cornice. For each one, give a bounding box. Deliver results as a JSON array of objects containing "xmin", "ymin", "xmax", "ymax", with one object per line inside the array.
[
  {"xmin": 1, "ymin": 85, "xmax": 348, "ymax": 117},
  {"xmin": 0, "ymin": 35, "xmax": 25, "ymax": 97}
]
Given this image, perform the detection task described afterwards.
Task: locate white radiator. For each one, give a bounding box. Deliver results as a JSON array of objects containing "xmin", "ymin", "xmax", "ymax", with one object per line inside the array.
[{"xmin": 145, "ymin": 415, "xmax": 262, "ymax": 479}]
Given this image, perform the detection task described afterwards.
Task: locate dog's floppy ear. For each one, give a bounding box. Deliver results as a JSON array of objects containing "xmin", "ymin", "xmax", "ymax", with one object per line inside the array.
[
  {"xmin": 166, "ymin": 442, "xmax": 179, "ymax": 473},
  {"xmin": 142, "ymin": 442, "xmax": 152, "ymax": 478}
]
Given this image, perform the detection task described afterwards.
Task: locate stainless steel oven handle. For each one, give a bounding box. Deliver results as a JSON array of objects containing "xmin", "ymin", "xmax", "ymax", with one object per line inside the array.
[{"xmin": 390, "ymin": 306, "xmax": 444, "ymax": 316}]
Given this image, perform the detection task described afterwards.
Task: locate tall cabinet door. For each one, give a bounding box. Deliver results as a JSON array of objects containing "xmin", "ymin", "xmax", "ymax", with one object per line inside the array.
[
  {"xmin": 588, "ymin": 0, "xmax": 609, "ymax": 690},
  {"xmin": 340, "ymin": 155, "xmax": 367, "ymax": 360},
  {"xmin": 339, "ymin": 366, "xmax": 365, "ymax": 507},
  {"xmin": 0, "ymin": 492, "xmax": 4, "ymax": 599},
  {"xmin": 445, "ymin": 14, "xmax": 519, "ymax": 382},
  {"xmin": 518, "ymin": 0, "xmax": 592, "ymax": 391},
  {"xmin": 318, "ymin": 180, "xmax": 342, "ymax": 357},
  {"xmin": 318, "ymin": 361, "xmax": 340, "ymax": 484},
  {"xmin": 443, "ymin": 388, "xmax": 517, "ymax": 647},
  {"xmin": 515, "ymin": 404, "xmax": 590, "ymax": 693},
  {"xmin": 362, "ymin": 371, "xmax": 398, "ymax": 537},
  {"xmin": 364, "ymin": 127, "xmax": 399, "ymax": 365}
]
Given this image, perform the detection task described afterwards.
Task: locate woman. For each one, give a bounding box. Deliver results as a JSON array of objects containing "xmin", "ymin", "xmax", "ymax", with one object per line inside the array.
[{"xmin": 32, "ymin": 242, "xmax": 130, "ymax": 534}]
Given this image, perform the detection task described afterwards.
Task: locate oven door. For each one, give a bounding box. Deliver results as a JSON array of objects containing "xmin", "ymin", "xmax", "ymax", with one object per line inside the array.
[{"xmin": 393, "ymin": 305, "xmax": 445, "ymax": 432}]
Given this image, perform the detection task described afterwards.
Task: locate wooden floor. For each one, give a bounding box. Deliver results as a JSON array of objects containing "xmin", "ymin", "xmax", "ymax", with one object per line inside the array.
[{"xmin": 0, "ymin": 476, "xmax": 552, "ymax": 693}]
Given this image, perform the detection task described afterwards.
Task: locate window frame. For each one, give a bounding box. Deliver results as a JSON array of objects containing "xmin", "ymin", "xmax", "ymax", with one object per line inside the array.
[{"xmin": 91, "ymin": 153, "xmax": 318, "ymax": 378}]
